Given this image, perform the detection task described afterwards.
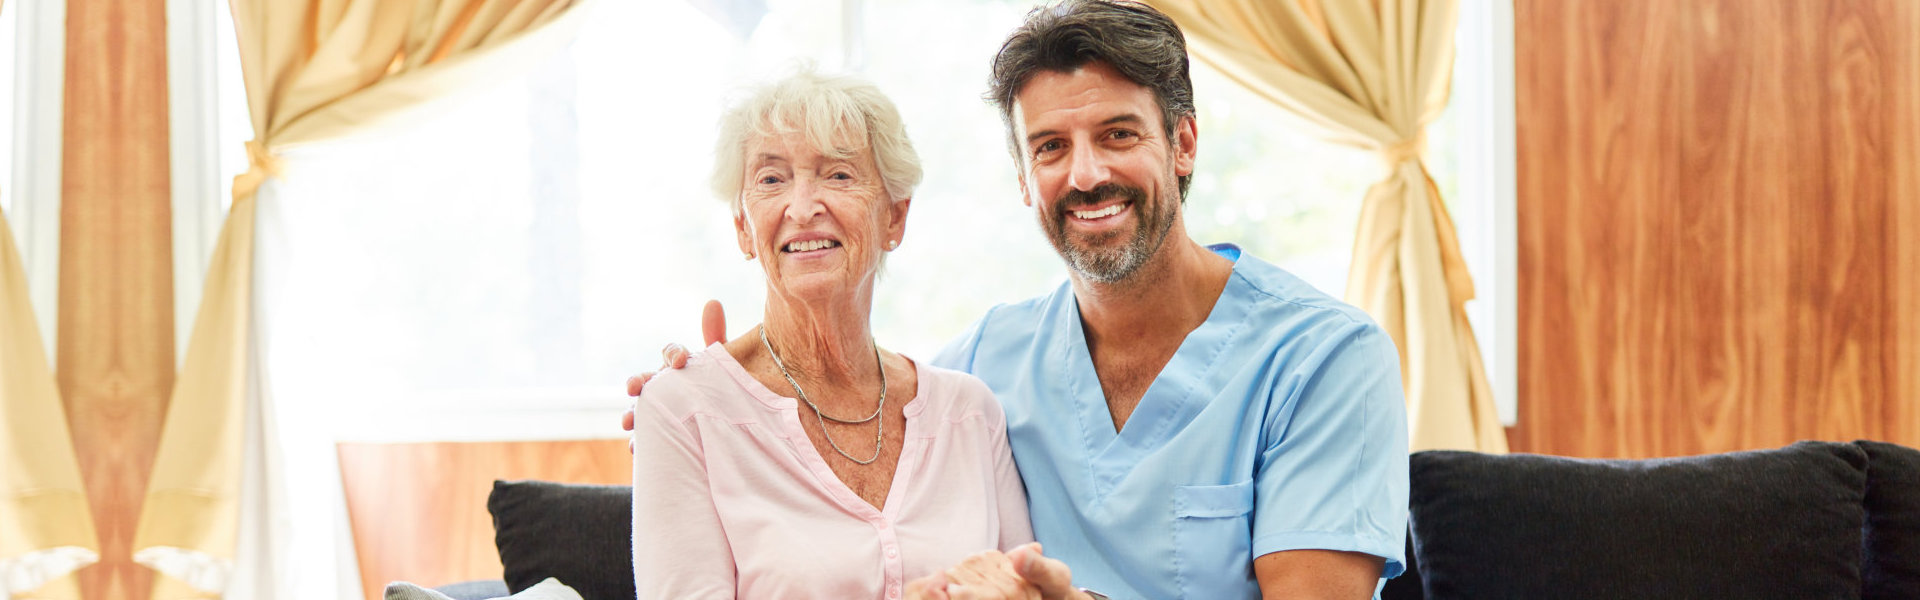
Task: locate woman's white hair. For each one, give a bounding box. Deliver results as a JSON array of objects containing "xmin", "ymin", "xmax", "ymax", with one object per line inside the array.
[{"xmin": 710, "ymin": 66, "xmax": 923, "ymax": 214}]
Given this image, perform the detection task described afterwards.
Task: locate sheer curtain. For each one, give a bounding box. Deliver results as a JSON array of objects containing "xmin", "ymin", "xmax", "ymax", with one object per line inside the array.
[
  {"xmin": 0, "ymin": 208, "xmax": 96, "ymax": 600},
  {"xmin": 133, "ymin": 1, "xmax": 589, "ymax": 596},
  {"xmin": 0, "ymin": 0, "xmax": 98, "ymax": 594},
  {"xmin": 1145, "ymin": 0, "xmax": 1507, "ymax": 453}
]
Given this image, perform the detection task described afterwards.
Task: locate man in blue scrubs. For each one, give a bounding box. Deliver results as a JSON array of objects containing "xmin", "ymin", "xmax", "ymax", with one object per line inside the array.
[{"xmin": 627, "ymin": 2, "xmax": 1408, "ymax": 597}]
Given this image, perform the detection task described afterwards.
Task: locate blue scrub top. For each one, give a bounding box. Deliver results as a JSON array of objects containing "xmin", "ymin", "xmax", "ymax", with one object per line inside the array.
[{"xmin": 932, "ymin": 244, "xmax": 1409, "ymax": 599}]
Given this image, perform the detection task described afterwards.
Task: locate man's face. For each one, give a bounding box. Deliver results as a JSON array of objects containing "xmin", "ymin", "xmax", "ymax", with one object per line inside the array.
[{"xmin": 1011, "ymin": 61, "xmax": 1197, "ymax": 284}]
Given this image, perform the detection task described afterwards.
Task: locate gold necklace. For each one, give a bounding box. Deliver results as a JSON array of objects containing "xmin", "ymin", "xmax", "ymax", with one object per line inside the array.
[{"xmin": 759, "ymin": 325, "xmax": 886, "ymax": 465}]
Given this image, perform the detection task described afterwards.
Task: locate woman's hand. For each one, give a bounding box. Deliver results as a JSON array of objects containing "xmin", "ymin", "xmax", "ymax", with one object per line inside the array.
[
  {"xmin": 905, "ymin": 550, "xmax": 1038, "ymax": 600},
  {"xmin": 905, "ymin": 544, "xmax": 1090, "ymax": 600}
]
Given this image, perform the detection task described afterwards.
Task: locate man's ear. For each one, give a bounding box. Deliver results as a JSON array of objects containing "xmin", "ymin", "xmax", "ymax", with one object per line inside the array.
[
  {"xmin": 1173, "ymin": 115, "xmax": 1198, "ymax": 177},
  {"xmin": 1017, "ymin": 171, "xmax": 1034, "ymax": 207}
]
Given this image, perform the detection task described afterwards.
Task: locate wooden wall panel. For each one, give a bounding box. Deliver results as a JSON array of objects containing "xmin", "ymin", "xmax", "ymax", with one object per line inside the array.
[
  {"xmin": 58, "ymin": 0, "xmax": 173, "ymax": 597},
  {"xmin": 1512, "ymin": 0, "xmax": 1920, "ymax": 458},
  {"xmin": 1890, "ymin": 0, "xmax": 1920, "ymax": 468},
  {"xmin": 338, "ymin": 440, "xmax": 631, "ymax": 600}
]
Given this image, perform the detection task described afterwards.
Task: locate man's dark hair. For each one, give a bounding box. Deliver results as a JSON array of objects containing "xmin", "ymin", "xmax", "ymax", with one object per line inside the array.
[{"xmin": 987, "ymin": 0, "xmax": 1196, "ymax": 198}]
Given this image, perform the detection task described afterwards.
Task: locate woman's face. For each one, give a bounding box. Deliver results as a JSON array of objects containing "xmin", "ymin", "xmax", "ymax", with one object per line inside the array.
[{"xmin": 735, "ymin": 132, "xmax": 908, "ymax": 305}]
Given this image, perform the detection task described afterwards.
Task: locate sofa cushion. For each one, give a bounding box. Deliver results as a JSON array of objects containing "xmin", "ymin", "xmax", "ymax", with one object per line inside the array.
[
  {"xmin": 1407, "ymin": 441, "xmax": 1868, "ymax": 600},
  {"xmin": 1860, "ymin": 440, "xmax": 1920, "ymax": 600},
  {"xmin": 435, "ymin": 579, "xmax": 511, "ymax": 600},
  {"xmin": 387, "ymin": 577, "xmax": 580, "ymax": 600},
  {"xmin": 488, "ymin": 480, "xmax": 634, "ymax": 600}
]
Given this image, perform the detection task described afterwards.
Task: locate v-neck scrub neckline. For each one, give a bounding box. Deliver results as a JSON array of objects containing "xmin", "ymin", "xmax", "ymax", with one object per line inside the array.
[{"xmin": 933, "ymin": 243, "xmax": 1411, "ymax": 599}]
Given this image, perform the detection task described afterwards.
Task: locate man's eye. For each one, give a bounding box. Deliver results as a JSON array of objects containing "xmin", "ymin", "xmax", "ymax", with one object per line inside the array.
[
  {"xmin": 1036, "ymin": 140, "xmax": 1063, "ymax": 154},
  {"xmin": 1110, "ymin": 130, "xmax": 1136, "ymax": 140}
]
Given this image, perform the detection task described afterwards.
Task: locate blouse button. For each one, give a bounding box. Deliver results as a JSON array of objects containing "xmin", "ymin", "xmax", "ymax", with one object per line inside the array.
[{"xmin": 886, "ymin": 547, "xmax": 898, "ymax": 558}]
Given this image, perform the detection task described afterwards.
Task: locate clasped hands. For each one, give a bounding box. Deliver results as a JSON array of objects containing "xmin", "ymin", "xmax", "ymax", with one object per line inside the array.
[{"xmin": 902, "ymin": 542, "xmax": 1088, "ymax": 600}]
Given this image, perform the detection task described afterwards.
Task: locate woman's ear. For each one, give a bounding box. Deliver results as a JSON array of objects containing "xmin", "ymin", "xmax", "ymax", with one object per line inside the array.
[
  {"xmin": 734, "ymin": 206, "xmax": 755, "ymax": 259},
  {"xmin": 886, "ymin": 197, "xmax": 912, "ymax": 246}
]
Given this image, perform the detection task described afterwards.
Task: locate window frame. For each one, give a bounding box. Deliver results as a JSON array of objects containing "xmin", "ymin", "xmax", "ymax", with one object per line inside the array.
[{"xmin": 1452, "ymin": 0, "xmax": 1521, "ymax": 425}]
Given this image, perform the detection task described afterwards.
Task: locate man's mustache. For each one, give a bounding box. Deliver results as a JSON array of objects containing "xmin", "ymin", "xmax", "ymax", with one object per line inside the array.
[{"xmin": 1055, "ymin": 183, "xmax": 1147, "ymax": 212}]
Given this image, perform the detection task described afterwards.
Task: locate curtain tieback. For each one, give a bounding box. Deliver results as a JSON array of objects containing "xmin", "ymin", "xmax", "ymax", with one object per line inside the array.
[
  {"xmin": 1379, "ymin": 131, "xmax": 1427, "ymax": 167},
  {"xmin": 231, "ymin": 139, "xmax": 282, "ymax": 203}
]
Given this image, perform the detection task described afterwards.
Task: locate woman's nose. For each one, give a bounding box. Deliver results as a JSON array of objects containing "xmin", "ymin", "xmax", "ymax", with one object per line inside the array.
[{"xmin": 783, "ymin": 180, "xmax": 827, "ymax": 222}]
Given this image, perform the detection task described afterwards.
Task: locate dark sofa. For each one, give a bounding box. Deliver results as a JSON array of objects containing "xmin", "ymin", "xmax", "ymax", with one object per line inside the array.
[
  {"xmin": 429, "ymin": 440, "xmax": 1920, "ymax": 600},
  {"xmin": 1382, "ymin": 440, "xmax": 1920, "ymax": 600}
]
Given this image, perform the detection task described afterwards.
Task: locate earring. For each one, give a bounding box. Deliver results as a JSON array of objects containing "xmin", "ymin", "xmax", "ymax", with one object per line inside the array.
[
  {"xmin": 744, "ymin": 251, "xmax": 755, "ymax": 260},
  {"xmin": 885, "ymin": 240, "xmax": 899, "ymax": 251}
]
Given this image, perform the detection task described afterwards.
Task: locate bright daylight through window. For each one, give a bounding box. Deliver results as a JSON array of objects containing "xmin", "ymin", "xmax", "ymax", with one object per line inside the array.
[{"xmin": 218, "ymin": 0, "xmax": 1500, "ymax": 439}]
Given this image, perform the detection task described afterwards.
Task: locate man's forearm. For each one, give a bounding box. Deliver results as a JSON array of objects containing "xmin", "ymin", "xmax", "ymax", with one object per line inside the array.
[{"xmin": 1253, "ymin": 549, "xmax": 1384, "ymax": 600}]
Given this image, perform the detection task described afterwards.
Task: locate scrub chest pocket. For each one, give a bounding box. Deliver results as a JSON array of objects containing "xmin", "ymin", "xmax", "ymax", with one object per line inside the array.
[{"xmin": 1170, "ymin": 480, "xmax": 1256, "ymax": 598}]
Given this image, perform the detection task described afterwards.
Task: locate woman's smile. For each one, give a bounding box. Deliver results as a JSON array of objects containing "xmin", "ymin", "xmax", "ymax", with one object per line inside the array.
[{"xmin": 781, "ymin": 234, "xmax": 844, "ymax": 257}]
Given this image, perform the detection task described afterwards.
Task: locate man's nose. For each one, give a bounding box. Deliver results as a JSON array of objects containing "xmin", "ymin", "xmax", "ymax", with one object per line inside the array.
[{"xmin": 1066, "ymin": 142, "xmax": 1111, "ymax": 192}]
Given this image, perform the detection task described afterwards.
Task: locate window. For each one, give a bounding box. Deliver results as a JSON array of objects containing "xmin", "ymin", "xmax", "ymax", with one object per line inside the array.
[
  {"xmin": 8, "ymin": 0, "xmax": 66, "ymax": 359},
  {"xmin": 0, "ymin": 2, "xmax": 14, "ymax": 216},
  {"xmin": 1450, "ymin": 0, "xmax": 1520, "ymax": 424},
  {"xmin": 205, "ymin": 0, "xmax": 1515, "ymax": 440}
]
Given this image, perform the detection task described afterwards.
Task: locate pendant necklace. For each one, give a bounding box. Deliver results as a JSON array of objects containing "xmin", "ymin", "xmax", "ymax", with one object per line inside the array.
[{"xmin": 759, "ymin": 325, "xmax": 886, "ymax": 465}]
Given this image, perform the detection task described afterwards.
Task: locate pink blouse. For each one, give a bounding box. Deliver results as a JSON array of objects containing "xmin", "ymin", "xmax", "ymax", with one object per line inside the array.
[{"xmin": 631, "ymin": 343, "xmax": 1034, "ymax": 600}]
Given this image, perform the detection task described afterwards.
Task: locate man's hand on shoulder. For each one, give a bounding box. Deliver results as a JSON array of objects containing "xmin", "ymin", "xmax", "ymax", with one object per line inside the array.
[{"xmin": 624, "ymin": 300, "xmax": 728, "ymax": 452}]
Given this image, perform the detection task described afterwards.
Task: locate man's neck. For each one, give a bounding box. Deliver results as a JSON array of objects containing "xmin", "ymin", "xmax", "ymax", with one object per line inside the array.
[
  {"xmin": 1071, "ymin": 237, "xmax": 1233, "ymax": 344},
  {"xmin": 1071, "ymin": 236, "xmax": 1232, "ymax": 431}
]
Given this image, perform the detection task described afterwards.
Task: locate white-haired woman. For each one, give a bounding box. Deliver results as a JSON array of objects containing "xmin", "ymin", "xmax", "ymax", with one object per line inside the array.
[{"xmin": 630, "ymin": 68, "xmax": 1042, "ymax": 599}]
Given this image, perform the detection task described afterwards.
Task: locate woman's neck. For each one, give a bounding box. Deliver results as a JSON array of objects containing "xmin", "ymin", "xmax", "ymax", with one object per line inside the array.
[{"xmin": 758, "ymin": 290, "xmax": 879, "ymax": 389}]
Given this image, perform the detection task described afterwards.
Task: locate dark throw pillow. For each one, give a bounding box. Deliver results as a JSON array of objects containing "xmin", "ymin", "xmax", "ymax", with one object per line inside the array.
[
  {"xmin": 488, "ymin": 480, "xmax": 634, "ymax": 600},
  {"xmin": 1408, "ymin": 441, "xmax": 1868, "ymax": 600},
  {"xmin": 1859, "ymin": 440, "xmax": 1920, "ymax": 600},
  {"xmin": 1378, "ymin": 530, "xmax": 1424, "ymax": 600}
]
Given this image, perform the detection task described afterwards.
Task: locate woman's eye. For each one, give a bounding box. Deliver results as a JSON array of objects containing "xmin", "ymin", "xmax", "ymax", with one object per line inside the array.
[
  {"xmin": 758, "ymin": 175, "xmax": 781, "ymax": 185},
  {"xmin": 829, "ymin": 172, "xmax": 853, "ymax": 181}
]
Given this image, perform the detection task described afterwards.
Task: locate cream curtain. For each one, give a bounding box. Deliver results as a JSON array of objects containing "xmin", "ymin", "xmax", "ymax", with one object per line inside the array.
[
  {"xmin": 0, "ymin": 208, "xmax": 97, "ymax": 600},
  {"xmin": 132, "ymin": 0, "xmax": 589, "ymax": 595},
  {"xmin": 1146, "ymin": 0, "xmax": 1506, "ymax": 453}
]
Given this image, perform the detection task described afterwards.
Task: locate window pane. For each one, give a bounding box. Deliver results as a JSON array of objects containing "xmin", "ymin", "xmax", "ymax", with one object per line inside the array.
[
  {"xmin": 1184, "ymin": 63, "xmax": 1375, "ymax": 299},
  {"xmin": 250, "ymin": 0, "xmax": 1476, "ymax": 429},
  {"xmin": 0, "ymin": 3, "xmax": 14, "ymax": 216}
]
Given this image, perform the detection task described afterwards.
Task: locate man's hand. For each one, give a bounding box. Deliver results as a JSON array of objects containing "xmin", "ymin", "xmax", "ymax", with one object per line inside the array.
[
  {"xmin": 1006, "ymin": 543, "xmax": 1087, "ymax": 600},
  {"xmin": 624, "ymin": 300, "xmax": 728, "ymax": 451},
  {"xmin": 906, "ymin": 544, "xmax": 1089, "ymax": 600}
]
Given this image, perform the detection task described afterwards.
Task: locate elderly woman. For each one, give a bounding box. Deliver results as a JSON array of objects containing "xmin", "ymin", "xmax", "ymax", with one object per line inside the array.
[{"xmin": 630, "ymin": 68, "xmax": 1042, "ymax": 599}]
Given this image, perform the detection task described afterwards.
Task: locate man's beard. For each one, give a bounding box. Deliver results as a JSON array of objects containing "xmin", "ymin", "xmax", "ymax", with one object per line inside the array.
[{"xmin": 1042, "ymin": 182, "xmax": 1178, "ymax": 284}]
